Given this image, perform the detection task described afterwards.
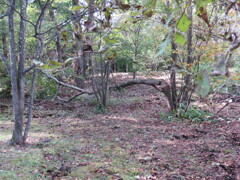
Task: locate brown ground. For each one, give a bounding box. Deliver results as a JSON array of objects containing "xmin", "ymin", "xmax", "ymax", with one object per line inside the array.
[{"xmin": 0, "ymin": 73, "xmax": 240, "ymax": 180}]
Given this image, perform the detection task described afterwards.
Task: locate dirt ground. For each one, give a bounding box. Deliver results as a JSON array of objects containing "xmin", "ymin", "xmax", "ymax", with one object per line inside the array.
[{"xmin": 0, "ymin": 73, "xmax": 240, "ymax": 180}]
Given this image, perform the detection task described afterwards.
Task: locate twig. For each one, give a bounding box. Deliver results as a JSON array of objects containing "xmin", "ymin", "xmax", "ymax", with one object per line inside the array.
[
  {"xmin": 56, "ymin": 92, "xmax": 84, "ymax": 102},
  {"xmin": 23, "ymin": 64, "xmax": 36, "ymax": 74},
  {"xmin": 217, "ymin": 101, "xmax": 230, "ymax": 113}
]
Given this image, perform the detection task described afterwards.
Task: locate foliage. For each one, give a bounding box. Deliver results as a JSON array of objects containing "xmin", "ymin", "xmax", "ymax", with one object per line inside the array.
[
  {"xmin": 115, "ymin": 57, "xmax": 134, "ymax": 72},
  {"xmin": 0, "ymin": 63, "xmax": 11, "ymax": 96},
  {"xmin": 161, "ymin": 105, "xmax": 213, "ymax": 123},
  {"xmin": 35, "ymin": 76, "xmax": 57, "ymax": 99}
]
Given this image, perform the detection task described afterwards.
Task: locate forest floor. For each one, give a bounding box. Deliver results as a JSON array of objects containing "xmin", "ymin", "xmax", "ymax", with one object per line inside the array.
[{"xmin": 0, "ymin": 73, "xmax": 240, "ymax": 180}]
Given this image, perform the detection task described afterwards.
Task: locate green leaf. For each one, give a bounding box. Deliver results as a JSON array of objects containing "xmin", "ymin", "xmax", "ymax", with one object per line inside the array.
[
  {"xmin": 143, "ymin": 0, "xmax": 156, "ymax": 7},
  {"xmin": 47, "ymin": 60, "xmax": 62, "ymax": 66},
  {"xmin": 37, "ymin": 65, "xmax": 51, "ymax": 70},
  {"xmin": 196, "ymin": 0, "xmax": 212, "ymax": 10},
  {"xmin": 157, "ymin": 34, "xmax": 171, "ymax": 56},
  {"xmin": 142, "ymin": 0, "xmax": 157, "ymax": 17},
  {"xmin": 174, "ymin": 33, "xmax": 186, "ymax": 45},
  {"xmin": 196, "ymin": 71, "xmax": 211, "ymax": 99},
  {"xmin": 103, "ymin": 37, "xmax": 119, "ymax": 44},
  {"xmin": 176, "ymin": 14, "xmax": 191, "ymax": 32},
  {"xmin": 70, "ymin": 5, "xmax": 83, "ymax": 11}
]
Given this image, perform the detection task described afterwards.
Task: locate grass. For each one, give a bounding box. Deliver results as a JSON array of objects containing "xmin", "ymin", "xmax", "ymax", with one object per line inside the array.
[{"xmin": 0, "ymin": 123, "xmax": 143, "ymax": 180}]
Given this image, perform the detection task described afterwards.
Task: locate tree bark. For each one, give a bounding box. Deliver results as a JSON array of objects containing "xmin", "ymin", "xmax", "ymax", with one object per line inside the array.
[
  {"xmin": 8, "ymin": 0, "xmax": 24, "ymax": 145},
  {"xmin": 72, "ymin": 0, "xmax": 85, "ymax": 88},
  {"xmin": 170, "ymin": 30, "xmax": 178, "ymax": 110},
  {"xmin": 49, "ymin": 8, "xmax": 63, "ymax": 63},
  {"xmin": 182, "ymin": 3, "xmax": 193, "ymax": 105}
]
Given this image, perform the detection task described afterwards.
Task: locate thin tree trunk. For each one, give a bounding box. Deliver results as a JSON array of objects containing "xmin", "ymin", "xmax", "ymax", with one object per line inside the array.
[
  {"xmin": 170, "ymin": 31, "xmax": 178, "ymax": 110},
  {"xmin": 23, "ymin": 67, "xmax": 37, "ymax": 143},
  {"xmin": 15, "ymin": 0, "xmax": 27, "ymax": 145},
  {"xmin": 182, "ymin": 3, "xmax": 193, "ymax": 105},
  {"xmin": 23, "ymin": 0, "xmax": 50, "ymax": 144},
  {"xmin": 9, "ymin": 0, "xmax": 23, "ymax": 145},
  {"xmin": 56, "ymin": 36, "xmax": 62, "ymax": 62},
  {"xmin": 49, "ymin": 8, "xmax": 63, "ymax": 63},
  {"xmin": 72, "ymin": 0, "xmax": 85, "ymax": 88}
]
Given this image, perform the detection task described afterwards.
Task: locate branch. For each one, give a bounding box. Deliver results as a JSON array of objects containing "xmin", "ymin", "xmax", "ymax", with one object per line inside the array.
[
  {"xmin": 56, "ymin": 92, "xmax": 84, "ymax": 102},
  {"xmin": 109, "ymin": 79, "xmax": 166, "ymax": 90},
  {"xmin": 23, "ymin": 64, "xmax": 36, "ymax": 74},
  {"xmin": 229, "ymin": 40, "xmax": 240, "ymax": 52},
  {"xmin": 39, "ymin": 11, "xmax": 87, "ymax": 35},
  {"xmin": 38, "ymin": 69, "xmax": 93, "ymax": 95}
]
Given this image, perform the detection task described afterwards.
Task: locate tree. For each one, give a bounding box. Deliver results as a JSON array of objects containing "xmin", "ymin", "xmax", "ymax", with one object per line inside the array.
[{"xmin": 0, "ymin": 0, "xmax": 74, "ymax": 145}]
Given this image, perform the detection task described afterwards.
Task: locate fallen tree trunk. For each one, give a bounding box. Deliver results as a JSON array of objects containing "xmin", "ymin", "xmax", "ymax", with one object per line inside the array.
[
  {"xmin": 110, "ymin": 79, "xmax": 174, "ymax": 110},
  {"xmin": 40, "ymin": 70, "xmax": 174, "ymax": 110}
]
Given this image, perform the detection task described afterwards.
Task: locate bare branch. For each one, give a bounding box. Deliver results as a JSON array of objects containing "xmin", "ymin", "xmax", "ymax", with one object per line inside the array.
[
  {"xmin": 38, "ymin": 69, "xmax": 94, "ymax": 95},
  {"xmin": 56, "ymin": 92, "xmax": 84, "ymax": 102},
  {"xmin": 23, "ymin": 64, "xmax": 36, "ymax": 74},
  {"xmin": 39, "ymin": 11, "xmax": 87, "ymax": 35}
]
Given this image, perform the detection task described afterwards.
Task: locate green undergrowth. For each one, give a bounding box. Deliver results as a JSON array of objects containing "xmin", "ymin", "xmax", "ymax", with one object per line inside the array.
[{"xmin": 160, "ymin": 105, "xmax": 215, "ymax": 123}]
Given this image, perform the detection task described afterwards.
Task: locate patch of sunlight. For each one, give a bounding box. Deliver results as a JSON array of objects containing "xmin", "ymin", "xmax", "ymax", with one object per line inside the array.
[{"xmin": 109, "ymin": 116, "xmax": 138, "ymax": 122}]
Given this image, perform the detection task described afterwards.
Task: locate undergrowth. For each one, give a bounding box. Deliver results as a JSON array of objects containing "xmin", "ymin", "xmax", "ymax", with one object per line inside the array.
[{"xmin": 160, "ymin": 105, "xmax": 214, "ymax": 123}]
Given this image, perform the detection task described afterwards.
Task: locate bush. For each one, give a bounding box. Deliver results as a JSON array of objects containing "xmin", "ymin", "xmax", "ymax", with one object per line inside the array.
[
  {"xmin": 161, "ymin": 105, "xmax": 213, "ymax": 123},
  {"xmin": 35, "ymin": 75, "xmax": 57, "ymax": 99}
]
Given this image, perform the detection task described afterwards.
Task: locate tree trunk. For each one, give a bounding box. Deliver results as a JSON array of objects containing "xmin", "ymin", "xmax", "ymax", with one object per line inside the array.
[
  {"xmin": 56, "ymin": 35, "xmax": 63, "ymax": 62},
  {"xmin": 23, "ymin": 0, "xmax": 50, "ymax": 144},
  {"xmin": 49, "ymin": 8, "xmax": 63, "ymax": 63},
  {"xmin": 182, "ymin": 3, "xmax": 193, "ymax": 105},
  {"xmin": 72, "ymin": 0, "xmax": 85, "ymax": 88},
  {"xmin": 9, "ymin": 0, "xmax": 24, "ymax": 145},
  {"xmin": 170, "ymin": 30, "xmax": 178, "ymax": 110}
]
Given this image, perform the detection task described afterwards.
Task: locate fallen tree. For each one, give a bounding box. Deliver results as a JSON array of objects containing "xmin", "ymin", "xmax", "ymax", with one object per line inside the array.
[
  {"xmin": 40, "ymin": 70, "xmax": 174, "ymax": 110},
  {"xmin": 109, "ymin": 79, "xmax": 173, "ymax": 110}
]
